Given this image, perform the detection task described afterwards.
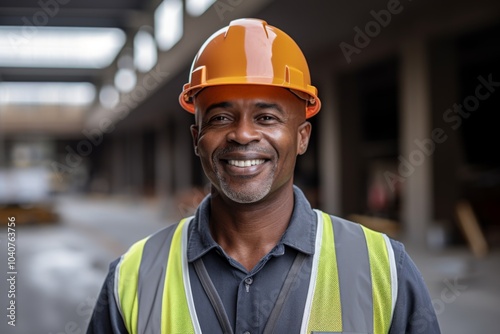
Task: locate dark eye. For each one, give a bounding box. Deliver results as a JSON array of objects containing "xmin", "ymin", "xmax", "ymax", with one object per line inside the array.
[
  {"xmin": 208, "ymin": 114, "xmax": 232, "ymax": 125},
  {"xmin": 257, "ymin": 114, "xmax": 279, "ymax": 123}
]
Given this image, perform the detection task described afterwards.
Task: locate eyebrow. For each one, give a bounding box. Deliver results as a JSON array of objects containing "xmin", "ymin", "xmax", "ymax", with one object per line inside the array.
[
  {"xmin": 205, "ymin": 101, "xmax": 233, "ymax": 114},
  {"xmin": 255, "ymin": 102, "xmax": 284, "ymax": 114}
]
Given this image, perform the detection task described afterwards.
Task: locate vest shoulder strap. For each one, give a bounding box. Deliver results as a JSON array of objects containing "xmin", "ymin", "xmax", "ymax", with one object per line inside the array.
[
  {"xmin": 114, "ymin": 235, "xmax": 149, "ymax": 334},
  {"xmin": 302, "ymin": 210, "xmax": 397, "ymax": 334},
  {"xmin": 114, "ymin": 218, "xmax": 200, "ymax": 334}
]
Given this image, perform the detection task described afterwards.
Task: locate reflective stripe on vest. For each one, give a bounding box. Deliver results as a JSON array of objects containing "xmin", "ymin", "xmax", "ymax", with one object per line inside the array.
[
  {"xmin": 302, "ymin": 210, "xmax": 397, "ymax": 333},
  {"xmin": 115, "ymin": 218, "xmax": 199, "ymax": 334},
  {"xmin": 114, "ymin": 211, "xmax": 397, "ymax": 334}
]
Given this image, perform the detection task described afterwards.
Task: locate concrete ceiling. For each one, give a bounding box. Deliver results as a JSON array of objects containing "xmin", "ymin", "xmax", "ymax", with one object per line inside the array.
[
  {"xmin": 0, "ymin": 0, "xmax": 157, "ymax": 83},
  {"xmin": 0, "ymin": 0, "xmax": 274, "ymax": 135},
  {"xmin": 114, "ymin": 0, "xmax": 500, "ymax": 133},
  {"xmin": 1, "ymin": 0, "xmax": 499, "ymax": 136}
]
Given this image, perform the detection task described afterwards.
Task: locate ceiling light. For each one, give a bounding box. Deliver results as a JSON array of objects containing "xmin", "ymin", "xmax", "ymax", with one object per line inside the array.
[
  {"xmin": 155, "ymin": 0, "xmax": 183, "ymax": 51},
  {"xmin": 99, "ymin": 85, "xmax": 120, "ymax": 109},
  {"xmin": 134, "ymin": 28, "xmax": 157, "ymax": 72},
  {"xmin": 114, "ymin": 68, "xmax": 137, "ymax": 93},
  {"xmin": 186, "ymin": 0, "xmax": 216, "ymax": 16},
  {"xmin": 0, "ymin": 82, "xmax": 96, "ymax": 106},
  {"xmin": 0, "ymin": 26, "xmax": 126, "ymax": 69}
]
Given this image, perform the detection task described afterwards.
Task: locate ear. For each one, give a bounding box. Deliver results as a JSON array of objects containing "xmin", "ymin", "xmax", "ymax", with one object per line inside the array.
[
  {"xmin": 297, "ymin": 121, "xmax": 312, "ymax": 155},
  {"xmin": 190, "ymin": 124, "xmax": 200, "ymax": 156}
]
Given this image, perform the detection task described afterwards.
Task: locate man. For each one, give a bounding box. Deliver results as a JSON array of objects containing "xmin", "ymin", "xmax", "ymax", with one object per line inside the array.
[{"xmin": 87, "ymin": 18, "xmax": 440, "ymax": 333}]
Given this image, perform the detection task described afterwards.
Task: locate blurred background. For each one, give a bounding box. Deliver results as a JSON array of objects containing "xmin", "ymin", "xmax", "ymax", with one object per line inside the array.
[{"xmin": 0, "ymin": 0, "xmax": 499, "ymax": 332}]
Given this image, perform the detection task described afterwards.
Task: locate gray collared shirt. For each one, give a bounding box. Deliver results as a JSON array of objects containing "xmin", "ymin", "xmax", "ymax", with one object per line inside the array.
[{"xmin": 87, "ymin": 186, "xmax": 440, "ymax": 334}]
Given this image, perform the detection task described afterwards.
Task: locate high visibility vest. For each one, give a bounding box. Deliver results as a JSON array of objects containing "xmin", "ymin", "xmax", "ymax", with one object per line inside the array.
[{"xmin": 115, "ymin": 210, "xmax": 398, "ymax": 334}]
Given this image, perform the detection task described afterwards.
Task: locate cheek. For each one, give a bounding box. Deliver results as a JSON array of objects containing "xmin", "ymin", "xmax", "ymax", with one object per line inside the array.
[
  {"xmin": 196, "ymin": 142, "xmax": 217, "ymax": 180},
  {"xmin": 196, "ymin": 133, "xmax": 222, "ymax": 168},
  {"xmin": 267, "ymin": 129, "xmax": 299, "ymax": 159}
]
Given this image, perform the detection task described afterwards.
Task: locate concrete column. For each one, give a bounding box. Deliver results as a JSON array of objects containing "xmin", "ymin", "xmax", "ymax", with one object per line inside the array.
[
  {"xmin": 339, "ymin": 73, "xmax": 363, "ymax": 216},
  {"xmin": 430, "ymin": 40, "xmax": 462, "ymax": 235},
  {"xmin": 399, "ymin": 39, "xmax": 433, "ymax": 245},
  {"xmin": 318, "ymin": 75, "xmax": 342, "ymax": 215}
]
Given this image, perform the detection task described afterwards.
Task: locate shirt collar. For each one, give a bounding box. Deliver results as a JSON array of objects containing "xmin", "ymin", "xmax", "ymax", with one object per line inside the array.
[{"xmin": 186, "ymin": 185, "xmax": 317, "ymax": 262}]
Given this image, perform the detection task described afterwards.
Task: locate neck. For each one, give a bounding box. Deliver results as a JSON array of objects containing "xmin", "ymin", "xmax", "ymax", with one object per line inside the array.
[{"xmin": 209, "ymin": 185, "xmax": 295, "ymax": 271}]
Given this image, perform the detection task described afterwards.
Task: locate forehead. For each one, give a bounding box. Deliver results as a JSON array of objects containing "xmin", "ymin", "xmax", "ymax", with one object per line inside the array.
[{"xmin": 194, "ymin": 84, "xmax": 301, "ymax": 111}]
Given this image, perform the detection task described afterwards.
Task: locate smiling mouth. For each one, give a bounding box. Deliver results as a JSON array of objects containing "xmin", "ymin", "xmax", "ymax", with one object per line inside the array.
[{"xmin": 226, "ymin": 159, "xmax": 266, "ymax": 167}]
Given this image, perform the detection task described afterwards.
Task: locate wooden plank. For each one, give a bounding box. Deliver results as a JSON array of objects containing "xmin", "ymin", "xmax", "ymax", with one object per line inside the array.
[
  {"xmin": 0, "ymin": 205, "xmax": 59, "ymax": 225},
  {"xmin": 455, "ymin": 200, "xmax": 488, "ymax": 258}
]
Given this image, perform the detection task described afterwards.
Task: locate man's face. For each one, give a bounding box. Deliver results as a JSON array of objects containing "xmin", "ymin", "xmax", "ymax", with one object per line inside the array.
[{"xmin": 191, "ymin": 84, "xmax": 312, "ymax": 204}]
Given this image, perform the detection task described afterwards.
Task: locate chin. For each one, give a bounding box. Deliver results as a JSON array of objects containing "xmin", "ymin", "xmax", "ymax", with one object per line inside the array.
[{"xmin": 220, "ymin": 184, "xmax": 271, "ymax": 204}]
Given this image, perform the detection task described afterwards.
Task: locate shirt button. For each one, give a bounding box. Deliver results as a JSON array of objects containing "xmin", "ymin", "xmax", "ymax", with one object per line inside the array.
[{"xmin": 244, "ymin": 277, "xmax": 253, "ymax": 285}]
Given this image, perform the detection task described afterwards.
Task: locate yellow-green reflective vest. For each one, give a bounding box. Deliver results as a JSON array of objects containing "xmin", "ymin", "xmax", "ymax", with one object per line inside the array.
[{"xmin": 115, "ymin": 210, "xmax": 398, "ymax": 334}]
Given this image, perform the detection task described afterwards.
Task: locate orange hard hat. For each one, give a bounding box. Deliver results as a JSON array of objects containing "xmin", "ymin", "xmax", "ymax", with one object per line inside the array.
[{"xmin": 179, "ymin": 18, "xmax": 321, "ymax": 118}]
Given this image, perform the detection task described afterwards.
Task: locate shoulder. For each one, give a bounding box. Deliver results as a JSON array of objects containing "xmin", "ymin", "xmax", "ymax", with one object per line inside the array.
[
  {"xmin": 322, "ymin": 212, "xmax": 400, "ymax": 277},
  {"xmin": 387, "ymin": 238, "xmax": 408, "ymax": 272},
  {"xmin": 385, "ymin": 241, "xmax": 441, "ymax": 332},
  {"xmin": 325, "ymin": 212, "xmax": 400, "ymax": 246},
  {"xmin": 323, "ymin": 212, "xmax": 365, "ymax": 233},
  {"xmin": 324, "ymin": 212, "xmax": 391, "ymax": 245},
  {"xmin": 111, "ymin": 222, "xmax": 183, "ymax": 282},
  {"xmin": 122, "ymin": 222, "xmax": 181, "ymax": 258},
  {"xmin": 385, "ymin": 238, "xmax": 427, "ymax": 284}
]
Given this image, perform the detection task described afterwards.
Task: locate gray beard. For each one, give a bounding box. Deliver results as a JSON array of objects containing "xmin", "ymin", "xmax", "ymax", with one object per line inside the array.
[
  {"xmin": 214, "ymin": 162, "xmax": 276, "ymax": 204},
  {"xmin": 212, "ymin": 145, "xmax": 276, "ymax": 203},
  {"xmin": 219, "ymin": 175, "xmax": 273, "ymax": 203}
]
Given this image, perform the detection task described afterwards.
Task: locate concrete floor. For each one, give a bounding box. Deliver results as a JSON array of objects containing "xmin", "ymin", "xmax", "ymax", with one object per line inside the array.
[
  {"xmin": 0, "ymin": 195, "xmax": 498, "ymax": 333},
  {"xmin": 407, "ymin": 243, "xmax": 500, "ymax": 333}
]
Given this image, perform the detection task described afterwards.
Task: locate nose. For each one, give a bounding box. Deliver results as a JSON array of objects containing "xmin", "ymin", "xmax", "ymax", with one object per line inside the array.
[{"xmin": 226, "ymin": 117, "xmax": 262, "ymax": 145}]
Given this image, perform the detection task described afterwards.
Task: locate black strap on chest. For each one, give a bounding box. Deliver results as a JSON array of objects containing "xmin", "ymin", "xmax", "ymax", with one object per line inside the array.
[
  {"xmin": 193, "ymin": 258, "xmax": 234, "ymax": 334},
  {"xmin": 263, "ymin": 252, "xmax": 307, "ymax": 334},
  {"xmin": 193, "ymin": 252, "xmax": 307, "ymax": 334}
]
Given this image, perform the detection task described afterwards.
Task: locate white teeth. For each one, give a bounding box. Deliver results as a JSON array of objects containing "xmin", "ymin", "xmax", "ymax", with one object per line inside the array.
[{"xmin": 227, "ymin": 159, "xmax": 265, "ymax": 167}]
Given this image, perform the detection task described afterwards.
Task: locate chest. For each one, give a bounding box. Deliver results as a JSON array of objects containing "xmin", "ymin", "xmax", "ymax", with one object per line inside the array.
[{"xmin": 190, "ymin": 247, "xmax": 311, "ymax": 334}]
